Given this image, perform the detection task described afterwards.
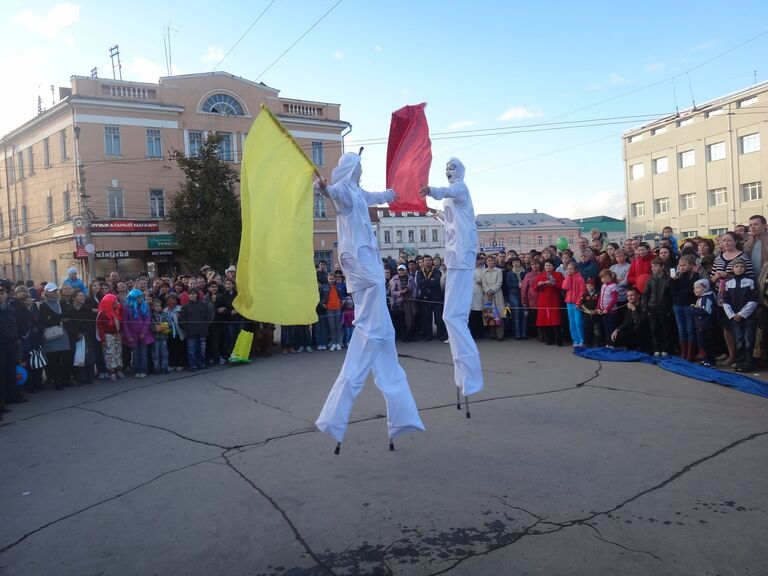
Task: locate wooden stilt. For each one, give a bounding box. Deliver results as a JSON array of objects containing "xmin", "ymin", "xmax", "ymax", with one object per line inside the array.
[
  {"xmin": 334, "ymin": 442, "xmax": 341, "ymax": 455},
  {"xmin": 465, "ymin": 395, "xmax": 471, "ymax": 418}
]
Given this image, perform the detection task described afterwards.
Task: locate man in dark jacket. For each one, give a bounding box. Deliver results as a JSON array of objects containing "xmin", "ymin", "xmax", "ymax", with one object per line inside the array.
[
  {"xmin": 611, "ymin": 287, "xmax": 650, "ymax": 352},
  {"xmin": 179, "ymin": 290, "xmax": 213, "ymax": 372},
  {"xmin": 0, "ymin": 279, "xmax": 26, "ymax": 417},
  {"xmin": 416, "ymin": 255, "xmax": 444, "ymax": 340}
]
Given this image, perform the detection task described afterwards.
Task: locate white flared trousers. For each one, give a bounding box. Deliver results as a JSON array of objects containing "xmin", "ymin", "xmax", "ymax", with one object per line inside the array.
[
  {"xmin": 443, "ymin": 268, "xmax": 484, "ymax": 396},
  {"xmin": 316, "ymin": 282, "xmax": 425, "ymax": 443}
]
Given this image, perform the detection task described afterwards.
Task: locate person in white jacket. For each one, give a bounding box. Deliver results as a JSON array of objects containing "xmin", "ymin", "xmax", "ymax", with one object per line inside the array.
[
  {"xmin": 315, "ymin": 152, "xmax": 425, "ymax": 452},
  {"xmin": 420, "ymin": 158, "xmax": 484, "ymax": 411}
]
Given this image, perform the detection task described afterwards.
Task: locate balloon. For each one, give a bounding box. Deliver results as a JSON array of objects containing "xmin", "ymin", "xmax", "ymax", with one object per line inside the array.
[
  {"xmin": 635, "ymin": 273, "xmax": 651, "ymax": 294},
  {"xmin": 16, "ymin": 365, "xmax": 28, "ymax": 387},
  {"xmin": 556, "ymin": 236, "xmax": 569, "ymax": 251}
]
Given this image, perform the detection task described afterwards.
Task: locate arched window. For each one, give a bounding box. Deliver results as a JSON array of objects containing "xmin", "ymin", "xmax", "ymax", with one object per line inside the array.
[{"xmin": 201, "ymin": 94, "xmax": 244, "ymax": 116}]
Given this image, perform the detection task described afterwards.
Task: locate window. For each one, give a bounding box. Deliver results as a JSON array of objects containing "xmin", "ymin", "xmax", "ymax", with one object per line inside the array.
[
  {"xmin": 742, "ymin": 181, "xmax": 762, "ymax": 202},
  {"xmin": 651, "ymin": 126, "xmax": 667, "ymax": 135},
  {"xmin": 17, "ymin": 152, "xmax": 24, "ymax": 179},
  {"xmin": 50, "ymin": 260, "xmax": 58, "ymax": 286},
  {"xmin": 537, "ymin": 235, "xmax": 543, "ymax": 246},
  {"xmin": 432, "ymin": 229, "xmax": 438, "ymax": 242},
  {"xmin": 43, "ymin": 138, "xmax": 50, "ymax": 167},
  {"xmin": 146, "ymin": 129, "xmax": 162, "ymax": 158},
  {"xmin": 628, "ymin": 134, "xmax": 642, "ymax": 143},
  {"xmin": 682, "ymin": 230, "xmax": 697, "ymax": 238},
  {"xmin": 149, "ymin": 189, "xmax": 165, "ymax": 218},
  {"xmin": 217, "ymin": 132, "xmax": 233, "ymax": 161},
  {"xmin": 11, "ymin": 208, "xmax": 18, "ymax": 235},
  {"xmin": 740, "ymin": 133, "xmax": 760, "ymax": 154},
  {"xmin": 706, "ymin": 108, "xmax": 724, "ymax": 117},
  {"xmin": 408, "ymin": 230, "xmax": 414, "ymax": 243},
  {"xmin": 108, "ymin": 188, "xmax": 124, "ymax": 218},
  {"xmin": 384, "ymin": 230, "xmax": 391, "ymax": 244},
  {"xmin": 201, "ymin": 94, "xmax": 244, "ymax": 116},
  {"xmin": 104, "ymin": 126, "xmax": 121, "ymax": 156},
  {"xmin": 21, "ymin": 205, "xmax": 27, "ymax": 233},
  {"xmin": 27, "ymin": 147, "xmax": 34, "ymax": 176},
  {"xmin": 710, "ymin": 227, "xmax": 728, "ymax": 236},
  {"xmin": 314, "ymin": 251, "xmax": 332, "ymax": 266},
  {"xmin": 62, "ymin": 188, "xmax": 71, "ymax": 221},
  {"xmin": 46, "ymin": 194, "xmax": 54, "ymax": 224},
  {"xmin": 420, "ymin": 229, "xmax": 427, "ymax": 242},
  {"xmin": 678, "ymin": 118, "xmax": 693, "ymax": 127},
  {"xmin": 654, "ymin": 197, "xmax": 669, "ymax": 215},
  {"xmin": 311, "ymin": 141, "xmax": 324, "ymax": 166},
  {"xmin": 525, "ymin": 236, "xmax": 532, "ymax": 245},
  {"xmin": 709, "ymin": 187, "xmax": 727, "ymax": 207},
  {"xmin": 630, "ymin": 163, "xmax": 644, "ymax": 179},
  {"xmin": 681, "ymin": 193, "xmax": 696, "ymax": 211},
  {"xmin": 6, "ymin": 156, "xmax": 15, "ymax": 185},
  {"xmin": 396, "ymin": 230, "xmax": 402, "ymax": 243},
  {"xmin": 0, "ymin": 210, "xmax": 3, "ymax": 238},
  {"xmin": 631, "ymin": 202, "xmax": 645, "ymax": 218},
  {"xmin": 60, "ymin": 129, "xmax": 68, "ymax": 160},
  {"xmin": 679, "ymin": 149, "xmax": 695, "ymax": 168},
  {"xmin": 653, "ymin": 157, "xmax": 668, "ymax": 174},
  {"xmin": 738, "ymin": 96, "xmax": 758, "ymax": 108},
  {"xmin": 707, "ymin": 141, "xmax": 726, "ymax": 162},
  {"xmin": 188, "ymin": 130, "xmax": 204, "ymax": 157},
  {"xmin": 313, "ymin": 194, "xmax": 326, "ymax": 218}
]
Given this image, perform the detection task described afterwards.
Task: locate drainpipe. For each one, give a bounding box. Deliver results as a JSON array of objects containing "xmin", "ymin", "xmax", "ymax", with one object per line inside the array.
[
  {"xmin": 340, "ymin": 122, "xmax": 352, "ymax": 154},
  {"xmin": 2, "ymin": 138, "xmax": 16, "ymax": 280}
]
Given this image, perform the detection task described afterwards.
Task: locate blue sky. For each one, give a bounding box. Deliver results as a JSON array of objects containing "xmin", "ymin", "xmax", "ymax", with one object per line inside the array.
[{"xmin": 2, "ymin": 1, "xmax": 767, "ymax": 220}]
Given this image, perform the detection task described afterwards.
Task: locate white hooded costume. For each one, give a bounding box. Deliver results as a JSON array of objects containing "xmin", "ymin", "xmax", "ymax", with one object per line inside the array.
[
  {"xmin": 424, "ymin": 158, "xmax": 484, "ymax": 396},
  {"xmin": 315, "ymin": 152, "xmax": 425, "ymax": 443}
]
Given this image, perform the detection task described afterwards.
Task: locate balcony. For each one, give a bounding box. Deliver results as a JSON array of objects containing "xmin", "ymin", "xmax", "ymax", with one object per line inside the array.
[
  {"xmin": 283, "ymin": 103, "xmax": 324, "ymax": 118},
  {"xmin": 101, "ymin": 84, "xmax": 157, "ymax": 100}
]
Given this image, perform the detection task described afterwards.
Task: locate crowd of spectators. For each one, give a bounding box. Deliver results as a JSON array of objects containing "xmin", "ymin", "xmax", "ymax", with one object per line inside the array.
[{"xmin": 3, "ymin": 216, "xmax": 767, "ymax": 420}]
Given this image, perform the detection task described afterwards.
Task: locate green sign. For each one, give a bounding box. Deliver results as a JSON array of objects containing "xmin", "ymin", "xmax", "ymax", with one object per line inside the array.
[{"xmin": 147, "ymin": 235, "xmax": 179, "ymax": 249}]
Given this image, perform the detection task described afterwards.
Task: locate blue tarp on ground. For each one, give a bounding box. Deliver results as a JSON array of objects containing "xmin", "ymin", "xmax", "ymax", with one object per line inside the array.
[{"xmin": 573, "ymin": 347, "xmax": 768, "ymax": 400}]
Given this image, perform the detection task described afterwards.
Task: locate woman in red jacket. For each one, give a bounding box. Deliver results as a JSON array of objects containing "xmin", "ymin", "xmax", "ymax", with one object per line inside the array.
[{"xmin": 535, "ymin": 260, "xmax": 565, "ymax": 346}]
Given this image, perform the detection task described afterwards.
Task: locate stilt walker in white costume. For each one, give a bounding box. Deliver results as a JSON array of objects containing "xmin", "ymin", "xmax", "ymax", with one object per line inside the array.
[
  {"xmin": 315, "ymin": 152, "xmax": 425, "ymax": 453},
  {"xmin": 420, "ymin": 158, "xmax": 484, "ymax": 417}
]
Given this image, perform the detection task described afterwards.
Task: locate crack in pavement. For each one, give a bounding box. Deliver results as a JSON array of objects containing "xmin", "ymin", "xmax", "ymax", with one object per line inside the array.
[
  {"xmin": 0, "ymin": 456, "xmax": 218, "ymax": 556},
  {"xmin": 581, "ymin": 521, "xmax": 662, "ymax": 561},
  {"xmin": 213, "ymin": 383, "xmax": 311, "ymax": 423},
  {"xmin": 221, "ymin": 453, "xmax": 337, "ymax": 576}
]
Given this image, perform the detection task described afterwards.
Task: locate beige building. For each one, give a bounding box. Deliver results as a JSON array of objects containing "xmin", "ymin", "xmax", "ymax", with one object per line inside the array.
[
  {"xmin": 623, "ymin": 81, "xmax": 767, "ymax": 240},
  {"xmin": 476, "ymin": 212, "xmax": 582, "ymax": 253},
  {"xmin": 376, "ymin": 211, "xmax": 445, "ymax": 260},
  {"xmin": 0, "ymin": 72, "xmax": 348, "ymax": 284}
]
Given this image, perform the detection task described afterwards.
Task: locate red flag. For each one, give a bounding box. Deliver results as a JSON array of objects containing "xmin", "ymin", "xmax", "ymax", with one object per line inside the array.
[{"xmin": 386, "ymin": 103, "xmax": 431, "ymax": 213}]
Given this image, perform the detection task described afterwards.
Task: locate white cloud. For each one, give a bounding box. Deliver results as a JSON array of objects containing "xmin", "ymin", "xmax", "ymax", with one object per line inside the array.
[
  {"xmin": 0, "ymin": 47, "xmax": 53, "ymax": 136},
  {"xmin": 330, "ymin": 50, "xmax": 344, "ymax": 60},
  {"xmin": 608, "ymin": 72, "xmax": 630, "ymax": 85},
  {"xmin": 127, "ymin": 57, "xmax": 165, "ymax": 83},
  {"xmin": 14, "ymin": 3, "xmax": 80, "ymax": 39},
  {"xmin": 374, "ymin": 45, "xmax": 383, "ymax": 53},
  {"xmin": 499, "ymin": 106, "xmax": 543, "ymax": 121},
  {"xmin": 447, "ymin": 120, "xmax": 477, "ymax": 130},
  {"xmin": 200, "ymin": 45, "xmax": 224, "ymax": 64},
  {"xmin": 562, "ymin": 190, "xmax": 626, "ymax": 220},
  {"xmin": 645, "ymin": 62, "xmax": 666, "ymax": 72}
]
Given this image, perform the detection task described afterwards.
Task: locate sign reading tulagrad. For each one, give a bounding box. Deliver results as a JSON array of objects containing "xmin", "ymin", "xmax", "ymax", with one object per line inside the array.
[
  {"xmin": 90, "ymin": 249, "xmax": 181, "ymax": 259},
  {"xmin": 91, "ymin": 220, "xmax": 160, "ymax": 233}
]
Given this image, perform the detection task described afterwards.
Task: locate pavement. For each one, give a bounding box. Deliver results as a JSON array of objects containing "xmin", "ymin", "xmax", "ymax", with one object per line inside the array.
[{"xmin": 0, "ymin": 339, "xmax": 767, "ymax": 576}]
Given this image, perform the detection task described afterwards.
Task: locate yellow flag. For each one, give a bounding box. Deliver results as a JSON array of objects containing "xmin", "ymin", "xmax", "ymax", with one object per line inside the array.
[{"xmin": 234, "ymin": 105, "xmax": 318, "ymax": 325}]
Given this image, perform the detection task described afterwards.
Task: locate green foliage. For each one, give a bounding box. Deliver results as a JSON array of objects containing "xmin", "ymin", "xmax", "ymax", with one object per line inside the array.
[{"xmin": 169, "ymin": 134, "xmax": 241, "ymax": 272}]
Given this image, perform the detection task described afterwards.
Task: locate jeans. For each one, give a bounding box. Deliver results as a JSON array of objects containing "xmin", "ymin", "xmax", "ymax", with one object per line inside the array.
[
  {"xmin": 509, "ymin": 292, "xmax": 526, "ymax": 338},
  {"xmin": 731, "ymin": 315, "xmax": 757, "ymax": 368},
  {"xmin": 133, "ymin": 343, "xmax": 148, "ymax": 374},
  {"xmin": 673, "ymin": 304, "xmax": 696, "ymax": 345},
  {"xmin": 186, "ymin": 337, "xmax": 206, "ymax": 369},
  {"xmin": 343, "ymin": 326, "xmax": 354, "ymax": 346},
  {"xmin": 327, "ymin": 310, "xmax": 342, "ymax": 346},
  {"xmin": 601, "ymin": 313, "xmax": 619, "ymax": 346},
  {"xmin": 151, "ymin": 339, "xmax": 169, "ymax": 372},
  {"xmin": 567, "ymin": 303, "xmax": 584, "ymax": 345}
]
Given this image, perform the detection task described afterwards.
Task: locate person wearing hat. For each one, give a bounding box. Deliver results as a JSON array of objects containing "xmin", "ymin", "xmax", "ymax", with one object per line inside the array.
[
  {"xmin": 63, "ymin": 267, "xmax": 88, "ymax": 296},
  {"xmin": 723, "ymin": 257, "xmax": 759, "ymax": 372},
  {"xmin": 225, "ymin": 265, "xmax": 237, "ymax": 283},
  {"xmin": 314, "ymin": 152, "xmax": 424, "ymax": 450},
  {"xmin": 390, "ymin": 263, "xmax": 416, "ymax": 342},
  {"xmin": 38, "ymin": 282, "xmax": 72, "ymax": 390},
  {"xmin": 692, "ymin": 279, "xmax": 717, "ymax": 367}
]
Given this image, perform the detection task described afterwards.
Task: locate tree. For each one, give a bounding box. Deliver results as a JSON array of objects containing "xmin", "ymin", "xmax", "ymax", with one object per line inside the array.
[{"xmin": 169, "ymin": 134, "xmax": 242, "ymax": 273}]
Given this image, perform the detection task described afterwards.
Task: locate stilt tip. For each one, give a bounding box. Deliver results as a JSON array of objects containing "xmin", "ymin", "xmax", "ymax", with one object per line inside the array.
[
  {"xmin": 334, "ymin": 443, "xmax": 341, "ymax": 455},
  {"xmin": 389, "ymin": 440, "xmax": 395, "ymax": 451},
  {"xmin": 466, "ymin": 411, "xmax": 471, "ymax": 419}
]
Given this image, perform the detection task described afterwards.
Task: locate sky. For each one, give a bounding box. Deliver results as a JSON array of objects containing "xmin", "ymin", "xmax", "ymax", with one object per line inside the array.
[{"xmin": 2, "ymin": 0, "xmax": 768, "ymax": 221}]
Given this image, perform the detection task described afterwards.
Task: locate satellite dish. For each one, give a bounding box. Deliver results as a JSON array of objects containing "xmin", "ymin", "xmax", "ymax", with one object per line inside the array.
[{"xmin": 73, "ymin": 216, "xmax": 85, "ymax": 228}]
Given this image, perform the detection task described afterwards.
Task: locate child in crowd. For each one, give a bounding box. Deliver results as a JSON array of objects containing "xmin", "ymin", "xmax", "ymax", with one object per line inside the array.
[
  {"xmin": 671, "ymin": 255, "xmax": 700, "ymax": 361},
  {"xmin": 581, "ymin": 278, "xmax": 600, "ymax": 347},
  {"xmin": 150, "ymin": 299, "xmax": 170, "ymax": 375},
  {"xmin": 506, "ymin": 257, "xmax": 527, "ymax": 340},
  {"xmin": 723, "ymin": 257, "xmax": 759, "ymax": 372},
  {"xmin": 341, "ymin": 296, "xmax": 355, "ymax": 347},
  {"xmin": 693, "ymin": 279, "xmax": 717, "ymax": 367},
  {"xmin": 321, "ymin": 272, "xmax": 346, "ymax": 351},
  {"xmin": 562, "ymin": 261, "xmax": 586, "ymax": 347},
  {"xmin": 123, "ymin": 289, "xmax": 154, "ymax": 378},
  {"xmin": 642, "ymin": 258, "xmax": 673, "ymax": 357},
  {"xmin": 179, "ymin": 289, "xmax": 212, "ymax": 372},
  {"xmin": 597, "ymin": 269, "xmax": 620, "ymax": 348},
  {"xmin": 96, "ymin": 293, "xmax": 124, "ymax": 381},
  {"xmin": 662, "ymin": 225, "xmax": 679, "ymax": 254}
]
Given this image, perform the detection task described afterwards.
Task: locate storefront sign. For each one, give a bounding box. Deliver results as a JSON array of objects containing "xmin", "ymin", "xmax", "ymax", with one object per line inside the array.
[
  {"xmin": 93, "ymin": 249, "xmax": 181, "ymax": 260},
  {"xmin": 91, "ymin": 220, "xmax": 160, "ymax": 233},
  {"xmin": 147, "ymin": 235, "xmax": 179, "ymax": 249}
]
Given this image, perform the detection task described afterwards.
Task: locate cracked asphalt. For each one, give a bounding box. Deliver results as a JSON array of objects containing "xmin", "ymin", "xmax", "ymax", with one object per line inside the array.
[{"xmin": 1, "ymin": 340, "xmax": 766, "ymax": 576}]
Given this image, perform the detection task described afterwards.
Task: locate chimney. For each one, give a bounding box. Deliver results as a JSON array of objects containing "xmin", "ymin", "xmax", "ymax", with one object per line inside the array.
[{"xmin": 533, "ymin": 208, "xmax": 538, "ymax": 214}]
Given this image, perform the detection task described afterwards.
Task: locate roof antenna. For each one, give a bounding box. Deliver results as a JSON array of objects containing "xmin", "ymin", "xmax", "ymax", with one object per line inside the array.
[
  {"xmin": 672, "ymin": 78, "xmax": 679, "ymax": 115},
  {"xmin": 358, "ymin": 146, "xmax": 364, "ymax": 156},
  {"xmin": 686, "ymin": 72, "xmax": 696, "ymax": 109}
]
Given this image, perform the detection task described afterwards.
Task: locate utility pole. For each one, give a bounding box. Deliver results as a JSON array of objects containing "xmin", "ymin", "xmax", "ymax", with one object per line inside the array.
[{"xmin": 73, "ymin": 126, "xmax": 95, "ymax": 280}]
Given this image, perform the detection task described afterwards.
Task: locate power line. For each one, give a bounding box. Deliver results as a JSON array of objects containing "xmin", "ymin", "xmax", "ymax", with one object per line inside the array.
[{"xmin": 211, "ymin": 0, "xmax": 279, "ymax": 71}]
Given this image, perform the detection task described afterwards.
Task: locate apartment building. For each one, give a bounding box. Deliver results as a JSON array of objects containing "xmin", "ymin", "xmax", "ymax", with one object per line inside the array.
[
  {"xmin": 0, "ymin": 72, "xmax": 348, "ymax": 283},
  {"xmin": 476, "ymin": 212, "xmax": 582, "ymax": 253},
  {"xmin": 623, "ymin": 81, "xmax": 767, "ymax": 240},
  {"xmin": 376, "ymin": 211, "xmax": 445, "ymax": 260}
]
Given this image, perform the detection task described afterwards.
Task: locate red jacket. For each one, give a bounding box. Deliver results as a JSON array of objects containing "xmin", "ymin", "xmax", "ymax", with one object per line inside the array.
[
  {"xmin": 627, "ymin": 253, "xmax": 654, "ymax": 287},
  {"xmin": 534, "ymin": 271, "xmax": 564, "ymax": 327},
  {"xmin": 562, "ymin": 272, "xmax": 586, "ymax": 305}
]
